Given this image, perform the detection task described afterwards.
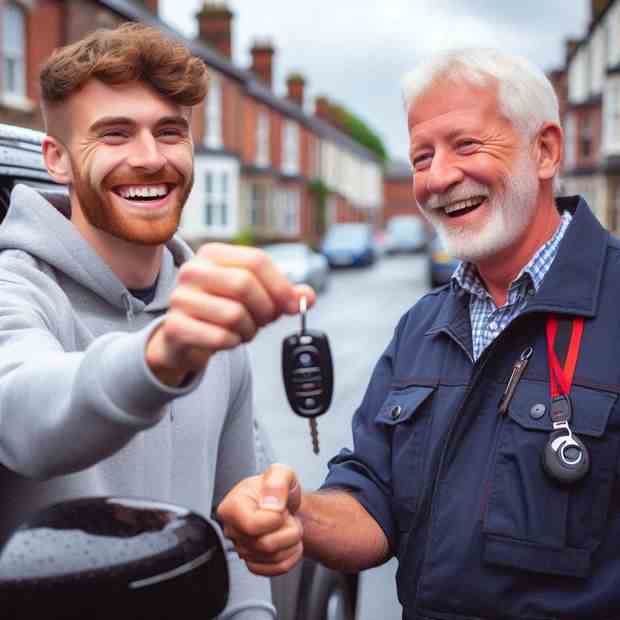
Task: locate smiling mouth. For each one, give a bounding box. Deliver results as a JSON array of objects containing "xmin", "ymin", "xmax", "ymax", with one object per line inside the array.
[
  {"xmin": 439, "ymin": 195, "xmax": 487, "ymax": 218},
  {"xmin": 112, "ymin": 183, "xmax": 174, "ymax": 202}
]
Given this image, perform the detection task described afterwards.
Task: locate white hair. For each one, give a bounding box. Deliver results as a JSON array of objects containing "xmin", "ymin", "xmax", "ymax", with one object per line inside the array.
[{"xmin": 401, "ymin": 47, "xmax": 560, "ymax": 141}]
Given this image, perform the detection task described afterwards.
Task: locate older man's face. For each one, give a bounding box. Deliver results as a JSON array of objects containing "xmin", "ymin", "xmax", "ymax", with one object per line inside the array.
[{"xmin": 408, "ymin": 81, "xmax": 539, "ymax": 263}]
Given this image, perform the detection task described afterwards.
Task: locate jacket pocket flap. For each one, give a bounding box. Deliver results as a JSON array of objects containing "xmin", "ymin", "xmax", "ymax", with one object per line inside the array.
[
  {"xmin": 375, "ymin": 385, "xmax": 435, "ymax": 426},
  {"xmin": 507, "ymin": 380, "xmax": 617, "ymax": 437}
]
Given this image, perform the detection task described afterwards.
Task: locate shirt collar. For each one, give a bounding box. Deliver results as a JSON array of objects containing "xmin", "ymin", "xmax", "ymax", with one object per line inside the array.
[{"xmin": 452, "ymin": 209, "xmax": 572, "ymax": 301}]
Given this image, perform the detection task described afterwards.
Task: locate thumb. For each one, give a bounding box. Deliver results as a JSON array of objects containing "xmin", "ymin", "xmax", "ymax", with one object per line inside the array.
[{"xmin": 260, "ymin": 463, "xmax": 302, "ymax": 514}]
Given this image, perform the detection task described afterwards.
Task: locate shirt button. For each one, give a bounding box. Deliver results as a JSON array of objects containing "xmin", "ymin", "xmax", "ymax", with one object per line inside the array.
[
  {"xmin": 391, "ymin": 405, "xmax": 402, "ymax": 420},
  {"xmin": 489, "ymin": 321, "xmax": 498, "ymax": 330},
  {"xmin": 530, "ymin": 403, "xmax": 546, "ymax": 419}
]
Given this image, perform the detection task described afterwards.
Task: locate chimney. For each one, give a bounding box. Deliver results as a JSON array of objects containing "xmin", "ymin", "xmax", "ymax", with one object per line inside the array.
[
  {"xmin": 136, "ymin": 0, "xmax": 159, "ymax": 13},
  {"xmin": 591, "ymin": 0, "xmax": 611, "ymax": 23},
  {"xmin": 315, "ymin": 96, "xmax": 330, "ymax": 122},
  {"xmin": 286, "ymin": 73, "xmax": 305, "ymax": 107},
  {"xmin": 250, "ymin": 39, "xmax": 275, "ymax": 88},
  {"xmin": 196, "ymin": 1, "xmax": 234, "ymax": 59},
  {"xmin": 565, "ymin": 38, "xmax": 580, "ymax": 63}
]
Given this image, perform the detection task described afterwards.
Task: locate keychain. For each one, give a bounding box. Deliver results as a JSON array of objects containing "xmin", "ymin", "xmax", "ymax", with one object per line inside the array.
[{"xmin": 281, "ymin": 296, "xmax": 334, "ymax": 454}]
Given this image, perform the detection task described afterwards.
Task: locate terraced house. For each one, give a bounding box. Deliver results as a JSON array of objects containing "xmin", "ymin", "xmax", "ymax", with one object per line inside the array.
[
  {"xmin": 0, "ymin": 0, "xmax": 383, "ymax": 246},
  {"xmin": 550, "ymin": 0, "xmax": 620, "ymax": 234}
]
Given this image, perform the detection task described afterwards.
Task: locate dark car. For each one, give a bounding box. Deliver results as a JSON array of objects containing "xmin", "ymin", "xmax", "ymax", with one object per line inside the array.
[
  {"xmin": 427, "ymin": 235, "xmax": 460, "ymax": 288},
  {"xmin": 321, "ymin": 222, "xmax": 377, "ymax": 267},
  {"xmin": 0, "ymin": 123, "xmax": 358, "ymax": 620}
]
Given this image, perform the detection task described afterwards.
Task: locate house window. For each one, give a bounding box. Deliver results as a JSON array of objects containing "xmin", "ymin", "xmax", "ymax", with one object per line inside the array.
[
  {"xmin": 563, "ymin": 113, "xmax": 575, "ymax": 168},
  {"xmin": 250, "ymin": 184, "xmax": 267, "ymax": 227},
  {"xmin": 579, "ymin": 114, "xmax": 593, "ymax": 159},
  {"xmin": 204, "ymin": 171, "xmax": 229, "ymax": 227},
  {"xmin": 2, "ymin": 2, "xmax": 25, "ymax": 98},
  {"xmin": 604, "ymin": 80, "xmax": 620, "ymax": 152},
  {"xmin": 255, "ymin": 110, "xmax": 270, "ymax": 167},
  {"xmin": 205, "ymin": 75, "xmax": 223, "ymax": 149},
  {"xmin": 283, "ymin": 189, "xmax": 300, "ymax": 234},
  {"xmin": 282, "ymin": 121, "xmax": 299, "ymax": 175}
]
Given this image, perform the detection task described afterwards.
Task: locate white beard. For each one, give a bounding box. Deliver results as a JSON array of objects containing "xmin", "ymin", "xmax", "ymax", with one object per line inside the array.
[{"xmin": 416, "ymin": 151, "xmax": 539, "ymax": 263}]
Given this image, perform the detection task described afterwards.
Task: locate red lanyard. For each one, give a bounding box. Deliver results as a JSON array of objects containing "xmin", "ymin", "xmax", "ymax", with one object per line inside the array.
[{"xmin": 545, "ymin": 315, "xmax": 584, "ymax": 398}]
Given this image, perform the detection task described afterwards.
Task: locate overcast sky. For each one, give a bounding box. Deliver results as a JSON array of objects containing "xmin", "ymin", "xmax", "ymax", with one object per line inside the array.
[{"xmin": 159, "ymin": 0, "xmax": 590, "ymax": 163}]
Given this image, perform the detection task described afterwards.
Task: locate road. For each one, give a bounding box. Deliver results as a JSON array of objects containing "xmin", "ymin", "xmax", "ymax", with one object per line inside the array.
[{"xmin": 247, "ymin": 252, "xmax": 431, "ymax": 620}]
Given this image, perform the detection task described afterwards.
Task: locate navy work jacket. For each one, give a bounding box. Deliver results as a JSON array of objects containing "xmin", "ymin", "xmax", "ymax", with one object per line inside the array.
[{"xmin": 323, "ymin": 197, "xmax": 620, "ymax": 620}]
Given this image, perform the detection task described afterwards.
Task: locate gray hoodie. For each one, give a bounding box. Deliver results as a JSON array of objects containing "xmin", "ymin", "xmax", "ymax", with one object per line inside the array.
[{"xmin": 0, "ymin": 184, "xmax": 275, "ymax": 619}]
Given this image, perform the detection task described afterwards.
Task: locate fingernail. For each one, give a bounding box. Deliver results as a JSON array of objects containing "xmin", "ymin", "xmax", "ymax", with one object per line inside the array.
[{"xmin": 261, "ymin": 496, "xmax": 283, "ymax": 510}]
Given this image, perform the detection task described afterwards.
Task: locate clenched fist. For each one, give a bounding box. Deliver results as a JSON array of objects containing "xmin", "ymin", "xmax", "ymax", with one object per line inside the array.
[
  {"xmin": 146, "ymin": 243, "xmax": 315, "ymax": 386},
  {"xmin": 217, "ymin": 464, "xmax": 304, "ymax": 576}
]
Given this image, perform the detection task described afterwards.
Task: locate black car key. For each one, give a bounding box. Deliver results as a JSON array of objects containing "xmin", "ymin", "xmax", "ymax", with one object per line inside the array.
[{"xmin": 282, "ymin": 296, "xmax": 334, "ymax": 454}]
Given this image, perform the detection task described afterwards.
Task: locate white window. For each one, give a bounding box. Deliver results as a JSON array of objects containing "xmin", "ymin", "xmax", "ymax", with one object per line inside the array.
[
  {"xmin": 2, "ymin": 2, "xmax": 25, "ymax": 98},
  {"xmin": 250, "ymin": 184, "xmax": 268, "ymax": 227},
  {"xmin": 283, "ymin": 188, "xmax": 300, "ymax": 234},
  {"xmin": 204, "ymin": 170, "xmax": 229, "ymax": 228},
  {"xmin": 563, "ymin": 113, "xmax": 576, "ymax": 168},
  {"xmin": 604, "ymin": 79, "xmax": 620, "ymax": 153},
  {"xmin": 205, "ymin": 74, "xmax": 223, "ymax": 149},
  {"xmin": 255, "ymin": 110, "xmax": 270, "ymax": 167},
  {"xmin": 282, "ymin": 121, "xmax": 299, "ymax": 175}
]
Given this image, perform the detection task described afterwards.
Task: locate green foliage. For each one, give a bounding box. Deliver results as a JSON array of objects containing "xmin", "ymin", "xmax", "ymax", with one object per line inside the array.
[
  {"xmin": 307, "ymin": 179, "xmax": 330, "ymax": 237},
  {"xmin": 328, "ymin": 102, "xmax": 388, "ymax": 163},
  {"xmin": 231, "ymin": 227, "xmax": 256, "ymax": 246}
]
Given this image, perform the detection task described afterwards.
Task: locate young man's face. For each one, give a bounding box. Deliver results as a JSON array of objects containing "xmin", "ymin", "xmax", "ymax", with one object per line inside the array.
[
  {"xmin": 59, "ymin": 79, "xmax": 194, "ymax": 246},
  {"xmin": 408, "ymin": 80, "xmax": 540, "ymax": 263}
]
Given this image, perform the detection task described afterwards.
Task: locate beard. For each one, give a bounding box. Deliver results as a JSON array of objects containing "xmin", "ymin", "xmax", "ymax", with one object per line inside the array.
[
  {"xmin": 417, "ymin": 151, "xmax": 539, "ymax": 263},
  {"xmin": 69, "ymin": 155, "xmax": 193, "ymax": 246}
]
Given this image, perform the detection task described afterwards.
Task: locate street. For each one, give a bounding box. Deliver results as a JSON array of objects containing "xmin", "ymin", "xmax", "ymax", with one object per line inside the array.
[{"xmin": 247, "ymin": 252, "xmax": 432, "ymax": 620}]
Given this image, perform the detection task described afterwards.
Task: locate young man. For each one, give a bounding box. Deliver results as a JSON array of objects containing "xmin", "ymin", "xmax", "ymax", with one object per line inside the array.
[
  {"xmin": 0, "ymin": 23, "xmax": 312, "ymax": 619},
  {"xmin": 218, "ymin": 48, "xmax": 620, "ymax": 618}
]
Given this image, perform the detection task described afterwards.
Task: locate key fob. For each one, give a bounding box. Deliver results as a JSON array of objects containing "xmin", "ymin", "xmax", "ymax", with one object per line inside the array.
[{"xmin": 282, "ymin": 328, "xmax": 333, "ymax": 418}]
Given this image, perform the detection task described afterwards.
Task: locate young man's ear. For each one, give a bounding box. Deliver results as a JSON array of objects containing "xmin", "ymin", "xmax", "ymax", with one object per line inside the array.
[
  {"xmin": 42, "ymin": 136, "xmax": 72, "ymax": 185},
  {"xmin": 534, "ymin": 122, "xmax": 563, "ymax": 182}
]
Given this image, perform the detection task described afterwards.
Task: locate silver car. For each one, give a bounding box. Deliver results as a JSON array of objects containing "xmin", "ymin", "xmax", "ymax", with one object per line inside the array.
[{"xmin": 263, "ymin": 242, "xmax": 330, "ymax": 293}]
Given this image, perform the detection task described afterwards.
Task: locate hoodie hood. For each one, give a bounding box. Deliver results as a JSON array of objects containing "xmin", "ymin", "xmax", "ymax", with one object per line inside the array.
[{"xmin": 0, "ymin": 184, "xmax": 192, "ymax": 313}]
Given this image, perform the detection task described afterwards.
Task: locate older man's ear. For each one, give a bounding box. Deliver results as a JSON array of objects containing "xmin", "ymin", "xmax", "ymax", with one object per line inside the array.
[{"xmin": 534, "ymin": 122, "xmax": 563, "ymax": 182}]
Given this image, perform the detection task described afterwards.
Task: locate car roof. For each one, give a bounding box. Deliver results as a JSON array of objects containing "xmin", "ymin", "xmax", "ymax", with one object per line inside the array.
[{"xmin": 0, "ymin": 123, "xmax": 65, "ymax": 223}]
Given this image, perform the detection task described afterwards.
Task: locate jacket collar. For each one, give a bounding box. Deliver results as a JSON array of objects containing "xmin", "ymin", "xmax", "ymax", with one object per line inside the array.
[{"xmin": 427, "ymin": 196, "xmax": 608, "ymax": 339}]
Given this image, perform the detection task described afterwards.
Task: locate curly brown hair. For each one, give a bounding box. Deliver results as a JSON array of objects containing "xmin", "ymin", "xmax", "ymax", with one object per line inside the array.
[{"xmin": 40, "ymin": 22, "xmax": 208, "ymax": 109}]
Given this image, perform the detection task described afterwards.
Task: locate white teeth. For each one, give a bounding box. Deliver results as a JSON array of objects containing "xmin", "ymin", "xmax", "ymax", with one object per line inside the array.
[
  {"xmin": 443, "ymin": 196, "xmax": 486, "ymax": 214},
  {"xmin": 118, "ymin": 184, "xmax": 168, "ymax": 199}
]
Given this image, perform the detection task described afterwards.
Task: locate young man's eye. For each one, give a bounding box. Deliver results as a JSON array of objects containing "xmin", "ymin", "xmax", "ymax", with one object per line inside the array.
[{"xmin": 100, "ymin": 131, "xmax": 128, "ymax": 143}]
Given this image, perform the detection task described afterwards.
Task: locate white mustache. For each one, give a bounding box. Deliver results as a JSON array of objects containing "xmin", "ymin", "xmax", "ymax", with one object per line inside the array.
[{"xmin": 420, "ymin": 181, "xmax": 490, "ymax": 211}]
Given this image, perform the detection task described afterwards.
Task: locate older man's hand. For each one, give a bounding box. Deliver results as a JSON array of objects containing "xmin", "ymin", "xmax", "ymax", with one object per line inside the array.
[
  {"xmin": 145, "ymin": 243, "xmax": 315, "ymax": 386},
  {"xmin": 217, "ymin": 464, "xmax": 304, "ymax": 576}
]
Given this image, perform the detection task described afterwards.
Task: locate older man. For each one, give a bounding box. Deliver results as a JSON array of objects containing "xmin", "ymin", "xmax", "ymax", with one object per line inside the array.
[{"xmin": 218, "ymin": 48, "xmax": 620, "ymax": 618}]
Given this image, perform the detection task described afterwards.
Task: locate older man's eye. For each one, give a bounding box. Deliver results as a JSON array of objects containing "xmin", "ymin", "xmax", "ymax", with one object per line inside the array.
[{"xmin": 412, "ymin": 154, "xmax": 432, "ymax": 170}]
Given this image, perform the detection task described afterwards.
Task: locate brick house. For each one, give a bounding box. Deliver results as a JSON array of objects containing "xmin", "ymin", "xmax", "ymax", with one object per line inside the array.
[
  {"xmin": 551, "ymin": 0, "xmax": 620, "ymax": 233},
  {"xmin": 0, "ymin": 0, "xmax": 383, "ymax": 247}
]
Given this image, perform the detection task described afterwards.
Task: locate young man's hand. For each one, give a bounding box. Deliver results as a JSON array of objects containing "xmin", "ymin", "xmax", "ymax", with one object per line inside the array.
[
  {"xmin": 217, "ymin": 464, "xmax": 305, "ymax": 576},
  {"xmin": 145, "ymin": 243, "xmax": 315, "ymax": 386}
]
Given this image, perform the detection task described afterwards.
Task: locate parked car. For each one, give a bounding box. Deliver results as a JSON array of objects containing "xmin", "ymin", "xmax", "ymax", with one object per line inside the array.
[
  {"xmin": 263, "ymin": 242, "xmax": 329, "ymax": 293},
  {"xmin": 384, "ymin": 214, "xmax": 428, "ymax": 254},
  {"xmin": 427, "ymin": 235, "xmax": 460, "ymax": 287},
  {"xmin": 321, "ymin": 222, "xmax": 376, "ymax": 267},
  {"xmin": 0, "ymin": 122, "xmax": 358, "ymax": 620}
]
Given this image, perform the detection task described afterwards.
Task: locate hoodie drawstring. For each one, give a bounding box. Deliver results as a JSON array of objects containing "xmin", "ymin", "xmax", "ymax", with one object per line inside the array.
[{"xmin": 121, "ymin": 292, "xmax": 134, "ymax": 324}]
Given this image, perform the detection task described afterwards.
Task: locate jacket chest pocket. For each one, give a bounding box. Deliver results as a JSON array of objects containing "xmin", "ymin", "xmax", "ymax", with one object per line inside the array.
[
  {"xmin": 482, "ymin": 379, "xmax": 619, "ymax": 579},
  {"xmin": 375, "ymin": 385, "xmax": 435, "ymax": 534}
]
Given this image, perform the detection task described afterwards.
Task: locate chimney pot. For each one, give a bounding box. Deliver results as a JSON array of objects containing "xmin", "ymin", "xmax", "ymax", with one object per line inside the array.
[
  {"xmin": 286, "ymin": 73, "xmax": 305, "ymax": 107},
  {"xmin": 196, "ymin": 1, "xmax": 234, "ymax": 59},
  {"xmin": 250, "ymin": 39, "xmax": 275, "ymax": 88}
]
